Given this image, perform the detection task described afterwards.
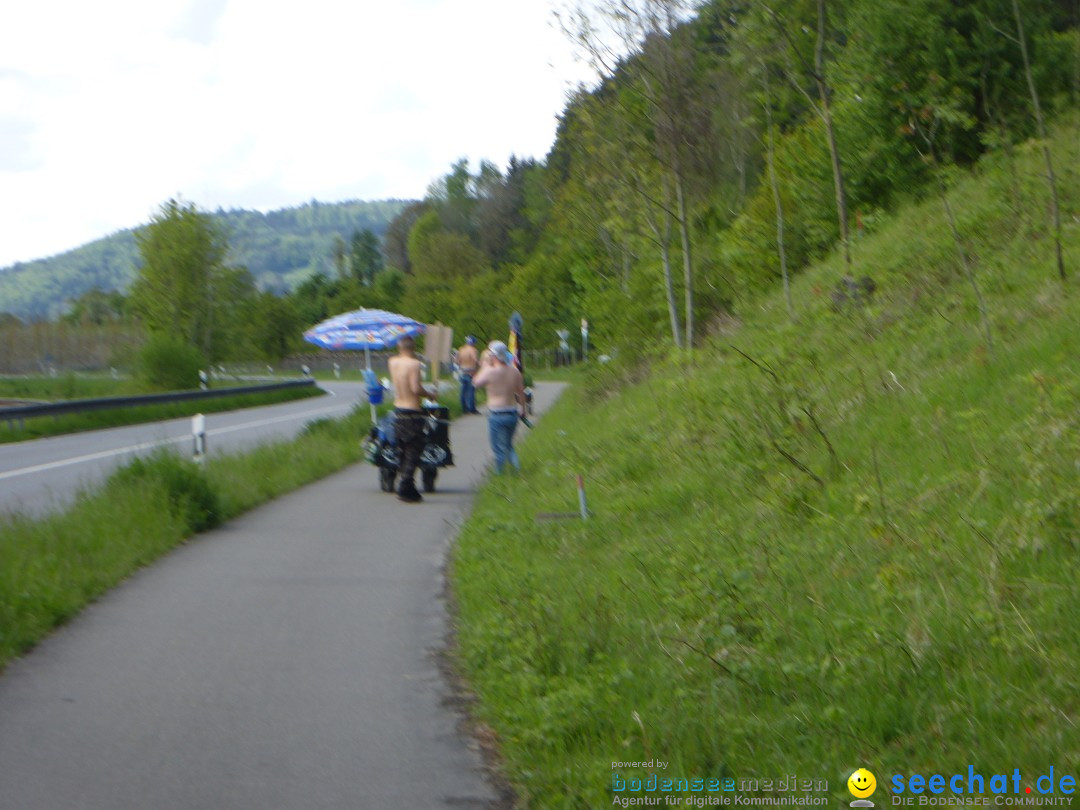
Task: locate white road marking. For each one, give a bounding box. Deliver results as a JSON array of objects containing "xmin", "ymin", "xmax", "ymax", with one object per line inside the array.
[{"xmin": 0, "ymin": 400, "xmax": 356, "ymax": 482}]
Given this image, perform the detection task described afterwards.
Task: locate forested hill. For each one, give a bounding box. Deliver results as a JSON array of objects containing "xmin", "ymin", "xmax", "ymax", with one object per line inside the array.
[{"xmin": 0, "ymin": 198, "xmax": 410, "ymax": 321}]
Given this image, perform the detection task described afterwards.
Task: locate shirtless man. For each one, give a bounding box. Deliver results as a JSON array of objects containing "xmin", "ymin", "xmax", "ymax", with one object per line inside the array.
[
  {"xmin": 388, "ymin": 336, "xmax": 437, "ymax": 502},
  {"xmin": 472, "ymin": 340, "xmax": 527, "ymax": 474},
  {"xmin": 456, "ymin": 336, "xmax": 480, "ymax": 414}
]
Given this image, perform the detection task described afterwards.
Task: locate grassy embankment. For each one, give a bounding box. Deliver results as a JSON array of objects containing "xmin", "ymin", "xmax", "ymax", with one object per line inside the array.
[
  {"xmin": 0, "ymin": 374, "xmax": 322, "ymax": 442},
  {"xmin": 449, "ymin": 123, "xmax": 1080, "ymax": 806}
]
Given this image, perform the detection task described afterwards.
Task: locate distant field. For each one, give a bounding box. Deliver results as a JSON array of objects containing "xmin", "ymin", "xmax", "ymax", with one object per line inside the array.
[{"xmin": 0, "ymin": 373, "xmax": 144, "ymax": 402}]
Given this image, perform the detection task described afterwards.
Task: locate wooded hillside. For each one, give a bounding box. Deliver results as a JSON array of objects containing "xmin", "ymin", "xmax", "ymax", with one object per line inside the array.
[
  {"xmin": 375, "ymin": 0, "xmax": 1078, "ymax": 354},
  {"xmin": 0, "ymin": 199, "xmax": 408, "ymax": 321}
]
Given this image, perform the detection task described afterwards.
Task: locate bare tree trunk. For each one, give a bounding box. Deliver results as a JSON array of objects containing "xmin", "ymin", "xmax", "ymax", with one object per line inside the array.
[
  {"xmin": 767, "ymin": 0, "xmax": 853, "ymax": 274},
  {"xmin": 998, "ymin": 118, "xmax": 1026, "ymax": 231},
  {"xmin": 644, "ymin": 186, "xmax": 683, "ymax": 348},
  {"xmin": 675, "ymin": 173, "xmax": 694, "ymax": 347},
  {"xmin": 912, "ymin": 109, "xmax": 994, "ymax": 354},
  {"xmin": 815, "ymin": 0, "xmax": 851, "ymax": 273},
  {"xmin": 647, "ymin": 0, "xmax": 697, "ymax": 348},
  {"xmin": 979, "ymin": 68, "xmax": 1025, "ymax": 230},
  {"xmin": 1073, "ymin": 0, "xmax": 1079, "ymax": 155},
  {"xmin": 730, "ymin": 98, "xmax": 749, "ymax": 204},
  {"xmin": 763, "ymin": 74, "xmax": 793, "ymax": 319},
  {"xmin": 937, "ymin": 170, "xmax": 994, "ymax": 356},
  {"xmin": 560, "ymin": 0, "xmax": 700, "ymax": 351},
  {"xmin": 1074, "ymin": 0, "xmax": 1080, "ymax": 119},
  {"xmin": 1012, "ymin": 0, "xmax": 1066, "ymax": 281}
]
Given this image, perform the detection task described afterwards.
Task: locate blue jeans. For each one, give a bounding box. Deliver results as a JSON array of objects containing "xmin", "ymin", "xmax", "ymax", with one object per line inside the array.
[
  {"xmin": 487, "ymin": 410, "xmax": 520, "ymax": 473},
  {"xmin": 460, "ymin": 373, "xmax": 476, "ymax": 413}
]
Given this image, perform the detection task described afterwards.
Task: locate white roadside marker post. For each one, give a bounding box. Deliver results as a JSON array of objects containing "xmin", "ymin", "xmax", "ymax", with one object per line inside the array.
[{"xmin": 193, "ymin": 413, "xmax": 207, "ymax": 463}]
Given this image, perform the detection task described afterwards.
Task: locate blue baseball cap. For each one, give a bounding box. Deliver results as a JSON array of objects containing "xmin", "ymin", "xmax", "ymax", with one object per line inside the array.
[{"xmin": 488, "ymin": 340, "xmax": 514, "ymax": 364}]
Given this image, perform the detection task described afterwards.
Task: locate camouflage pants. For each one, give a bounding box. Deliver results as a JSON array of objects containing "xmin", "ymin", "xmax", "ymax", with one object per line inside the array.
[{"xmin": 394, "ymin": 409, "xmax": 426, "ymax": 486}]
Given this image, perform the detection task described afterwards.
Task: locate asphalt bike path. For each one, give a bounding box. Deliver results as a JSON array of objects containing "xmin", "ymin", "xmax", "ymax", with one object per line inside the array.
[{"xmin": 0, "ymin": 381, "xmax": 566, "ymax": 809}]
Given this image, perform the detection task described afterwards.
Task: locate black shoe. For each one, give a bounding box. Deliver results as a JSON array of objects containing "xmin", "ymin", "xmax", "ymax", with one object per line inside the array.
[{"xmin": 397, "ymin": 481, "xmax": 422, "ymax": 503}]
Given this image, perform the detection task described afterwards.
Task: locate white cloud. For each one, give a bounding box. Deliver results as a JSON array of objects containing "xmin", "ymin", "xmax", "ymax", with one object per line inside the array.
[{"xmin": 0, "ymin": 0, "xmax": 599, "ymax": 267}]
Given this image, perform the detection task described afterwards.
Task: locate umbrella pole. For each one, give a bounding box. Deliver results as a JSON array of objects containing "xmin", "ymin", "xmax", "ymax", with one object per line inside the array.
[{"xmin": 366, "ymin": 346, "xmax": 377, "ymax": 425}]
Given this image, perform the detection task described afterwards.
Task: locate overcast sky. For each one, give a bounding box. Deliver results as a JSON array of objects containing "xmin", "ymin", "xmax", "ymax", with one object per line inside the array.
[{"xmin": 0, "ymin": 0, "xmax": 603, "ymax": 268}]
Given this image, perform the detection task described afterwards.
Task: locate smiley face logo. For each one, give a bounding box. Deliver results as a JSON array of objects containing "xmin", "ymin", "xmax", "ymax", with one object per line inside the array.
[{"xmin": 848, "ymin": 769, "xmax": 877, "ymax": 799}]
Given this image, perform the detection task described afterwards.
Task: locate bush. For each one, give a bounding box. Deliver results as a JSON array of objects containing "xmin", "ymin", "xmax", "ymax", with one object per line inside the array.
[
  {"xmin": 137, "ymin": 332, "xmax": 204, "ymax": 391},
  {"xmin": 108, "ymin": 451, "xmax": 221, "ymax": 534}
]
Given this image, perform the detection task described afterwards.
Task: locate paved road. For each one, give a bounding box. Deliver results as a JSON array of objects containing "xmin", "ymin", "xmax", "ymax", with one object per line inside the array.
[
  {"xmin": 0, "ymin": 380, "xmax": 368, "ymax": 516},
  {"xmin": 0, "ymin": 381, "xmax": 565, "ymax": 809}
]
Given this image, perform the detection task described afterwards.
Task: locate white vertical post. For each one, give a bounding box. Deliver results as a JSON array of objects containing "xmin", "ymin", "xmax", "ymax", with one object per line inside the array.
[{"xmin": 193, "ymin": 413, "xmax": 206, "ymax": 463}]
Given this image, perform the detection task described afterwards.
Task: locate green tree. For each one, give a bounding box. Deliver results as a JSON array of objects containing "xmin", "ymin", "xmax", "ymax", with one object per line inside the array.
[
  {"xmin": 402, "ymin": 230, "xmax": 492, "ymax": 326},
  {"xmin": 331, "ymin": 234, "xmax": 348, "ymax": 280},
  {"xmin": 350, "ymin": 228, "xmax": 383, "ymax": 285},
  {"xmin": 474, "ymin": 156, "xmax": 546, "ymax": 267},
  {"xmin": 247, "ymin": 291, "xmax": 303, "ymax": 361},
  {"xmin": 750, "ymin": 0, "xmax": 855, "ymax": 273},
  {"xmin": 62, "ymin": 287, "xmax": 129, "ymax": 325},
  {"xmin": 428, "ymin": 157, "xmax": 477, "ymax": 235},
  {"xmin": 562, "ymin": 0, "xmax": 730, "ymax": 348},
  {"xmin": 291, "ymin": 271, "xmax": 338, "ymax": 328},
  {"xmin": 209, "ymin": 266, "xmax": 259, "ymax": 360},
  {"xmin": 383, "ymin": 201, "xmax": 430, "ymax": 272},
  {"xmin": 370, "ymin": 268, "xmax": 406, "ymax": 312},
  {"xmin": 130, "ymin": 198, "xmax": 229, "ymax": 360}
]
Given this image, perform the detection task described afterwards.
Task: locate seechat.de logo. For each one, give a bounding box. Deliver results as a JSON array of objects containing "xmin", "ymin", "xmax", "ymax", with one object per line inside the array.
[{"xmin": 890, "ymin": 767, "xmax": 1076, "ymax": 806}]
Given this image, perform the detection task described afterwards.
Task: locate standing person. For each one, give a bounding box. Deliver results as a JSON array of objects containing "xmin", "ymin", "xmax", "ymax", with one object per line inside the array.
[
  {"xmin": 472, "ymin": 340, "xmax": 527, "ymax": 474},
  {"xmin": 456, "ymin": 336, "xmax": 480, "ymax": 414},
  {"xmin": 388, "ymin": 335, "xmax": 437, "ymax": 503}
]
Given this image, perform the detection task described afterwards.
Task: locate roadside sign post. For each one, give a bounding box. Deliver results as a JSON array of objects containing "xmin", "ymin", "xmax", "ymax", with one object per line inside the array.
[
  {"xmin": 509, "ymin": 312, "xmax": 524, "ymax": 372},
  {"xmin": 425, "ymin": 323, "xmax": 454, "ymax": 388}
]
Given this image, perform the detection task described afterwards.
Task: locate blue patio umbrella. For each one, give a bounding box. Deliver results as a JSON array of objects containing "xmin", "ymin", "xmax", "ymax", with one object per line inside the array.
[{"xmin": 303, "ymin": 308, "xmax": 427, "ymax": 422}]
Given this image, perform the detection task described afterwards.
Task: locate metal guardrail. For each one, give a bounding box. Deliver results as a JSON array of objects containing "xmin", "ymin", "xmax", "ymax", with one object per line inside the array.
[{"xmin": 0, "ymin": 379, "xmax": 317, "ymax": 424}]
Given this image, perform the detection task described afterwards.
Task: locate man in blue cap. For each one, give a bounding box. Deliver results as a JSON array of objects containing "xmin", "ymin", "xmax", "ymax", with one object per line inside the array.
[
  {"xmin": 473, "ymin": 340, "xmax": 527, "ymax": 474},
  {"xmin": 456, "ymin": 335, "xmax": 480, "ymax": 414}
]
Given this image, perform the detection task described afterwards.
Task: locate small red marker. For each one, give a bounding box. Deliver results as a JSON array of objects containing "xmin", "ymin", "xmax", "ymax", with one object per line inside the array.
[{"xmin": 1026, "ymin": 788, "xmax": 1032, "ymax": 794}]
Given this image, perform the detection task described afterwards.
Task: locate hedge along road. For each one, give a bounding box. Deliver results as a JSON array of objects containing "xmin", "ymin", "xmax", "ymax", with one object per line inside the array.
[
  {"xmin": 0, "ymin": 380, "xmax": 567, "ymax": 809},
  {"xmin": 0, "ymin": 380, "xmax": 369, "ymax": 517}
]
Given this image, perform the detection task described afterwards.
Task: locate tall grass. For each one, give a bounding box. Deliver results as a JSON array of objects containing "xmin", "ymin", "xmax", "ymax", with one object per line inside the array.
[{"xmin": 449, "ymin": 122, "xmax": 1079, "ymax": 805}]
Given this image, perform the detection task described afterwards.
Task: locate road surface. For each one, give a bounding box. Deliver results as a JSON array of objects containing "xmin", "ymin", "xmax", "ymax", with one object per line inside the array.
[{"xmin": 0, "ymin": 380, "xmax": 367, "ymax": 516}]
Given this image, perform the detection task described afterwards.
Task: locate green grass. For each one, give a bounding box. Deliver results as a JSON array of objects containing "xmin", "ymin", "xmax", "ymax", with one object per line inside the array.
[
  {"xmin": 448, "ymin": 122, "xmax": 1080, "ymax": 805},
  {"xmin": 528, "ymin": 365, "xmax": 587, "ymax": 384},
  {"xmin": 0, "ymin": 373, "xmax": 146, "ymax": 401}
]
